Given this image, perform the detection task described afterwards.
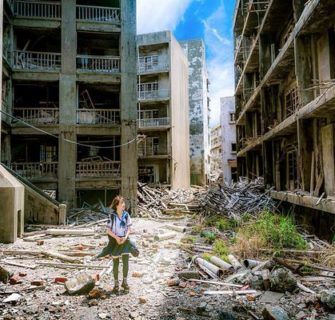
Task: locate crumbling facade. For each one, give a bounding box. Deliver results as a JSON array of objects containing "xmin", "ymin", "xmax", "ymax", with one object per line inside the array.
[
  {"xmin": 137, "ymin": 31, "xmax": 190, "ymax": 189},
  {"xmin": 220, "ymin": 96, "xmax": 237, "ymax": 184},
  {"xmin": 1, "ymin": 0, "xmax": 138, "ymax": 211},
  {"xmin": 180, "ymin": 40, "xmax": 210, "ymax": 186},
  {"xmin": 234, "ymin": 0, "xmax": 335, "ymax": 216},
  {"xmin": 209, "ymin": 124, "xmax": 222, "ymax": 180}
]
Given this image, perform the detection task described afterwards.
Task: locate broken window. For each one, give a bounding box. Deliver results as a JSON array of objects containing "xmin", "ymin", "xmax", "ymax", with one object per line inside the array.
[
  {"xmin": 285, "ymin": 86, "xmax": 301, "ymax": 117},
  {"xmin": 229, "ymin": 112, "xmax": 236, "ymax": 123},
  {"xmin": 139, "ymin": 166, "xmax": 156, "ymax": 183},
  {"xmin": 231, "ymin": 143, "xmax": 237, "ymax": 153}
]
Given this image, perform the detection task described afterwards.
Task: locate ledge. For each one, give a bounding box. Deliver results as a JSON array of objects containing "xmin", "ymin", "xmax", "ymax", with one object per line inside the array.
[{"xmin": 271, "ymin": 190, "xmax": 335, "ymax": 215}]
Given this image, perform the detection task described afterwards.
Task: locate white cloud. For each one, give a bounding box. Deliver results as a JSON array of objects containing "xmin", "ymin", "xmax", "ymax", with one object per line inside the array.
[
  {"xmin": 137, "ymin": 0, "xmax": 192, "ymax": 34},
  {"xmin": 203, "ymin": 4, "xmax": 235, "ymax": 127}
]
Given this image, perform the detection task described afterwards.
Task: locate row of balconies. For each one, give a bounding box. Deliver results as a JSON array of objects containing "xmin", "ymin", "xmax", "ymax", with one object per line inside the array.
[
  {"xmin": 13, "ymin": 108, "xmax": 170, "ymax": 128},
  {"xmin": 10, "ymin": 161, "xmax": 121, "ymax": 179},
  {"xmin": 10, "ymin": 144, "xmax": 169, "ymax": 179},
  {"xmin": 7, "ymin": 1, "xmax": 120, "ymax": 24},
  {"xmin": 10, "ymin": 51, "xmax": 169, "ymax": 76}
]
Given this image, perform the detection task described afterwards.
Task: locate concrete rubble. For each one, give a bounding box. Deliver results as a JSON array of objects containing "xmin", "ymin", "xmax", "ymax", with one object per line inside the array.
[{"xmin": 1, "ymin": 182, "xmax": 335, "ymax": 319}]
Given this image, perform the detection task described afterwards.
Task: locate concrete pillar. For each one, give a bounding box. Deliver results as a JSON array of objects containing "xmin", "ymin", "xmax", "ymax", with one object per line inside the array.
[
  {"xmin": 58, "ymin": 0, "xmax": 77, "ymax": 207},
  {"xmin": 120, "ymin": 0, "xmax": 137, "ymax": 214},
  {"xmin": 295, "ymin": 35, "xmax": 314, "ymax": 106}
]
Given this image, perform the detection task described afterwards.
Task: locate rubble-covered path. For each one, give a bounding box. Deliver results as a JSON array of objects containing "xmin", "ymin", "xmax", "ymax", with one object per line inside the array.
[{"xmin": 0, "ymin": 217, "xmax": 240, "ymax": 320}]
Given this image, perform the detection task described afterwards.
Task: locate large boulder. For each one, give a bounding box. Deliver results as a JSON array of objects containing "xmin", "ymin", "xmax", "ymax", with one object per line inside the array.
[{"xmin": 270, "ymin": 268, "xmax": 297, "ymax": 293}]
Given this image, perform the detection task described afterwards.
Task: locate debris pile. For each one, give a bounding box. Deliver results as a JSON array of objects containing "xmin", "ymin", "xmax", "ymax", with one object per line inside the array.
[
  {"xmin": 137, "ymin": 182, "xmax": 201, "ymax": 218},
  {"xmin": 200, "ymin": 178, "xmax": 277, "ymax": 220}
]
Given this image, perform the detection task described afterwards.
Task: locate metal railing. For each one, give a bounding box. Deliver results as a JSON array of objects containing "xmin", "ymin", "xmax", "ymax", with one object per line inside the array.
[
  {"xmin": 11, "ymin": 162, "xmax": 58, "ymax": 179},
  {"xmin": 76, "ymin": 161, "xmax": 121, "ymax": 178},
  {"xmin": 138, "ymin": 117, "xmax": 170, "ymax": 128},
  {"xmin": 77, "ymin": 55, "xmax": 120, "ymax": 73},
  {"xmin": 14, "ymin": 108, "xmax": 59, "ymax": 124},
  {"xmin": 138, "ymin": 89, "xmax": 169, "ymax": 100},
  {"xmin": 77, "ymin": 109, "xmax": 120, "ymax": 125},
  {"xmin": 76, "ymin": 5, "xmax": 120, "ymax": 23},
  {"xmin": 138, "ymin": 55, "xmax": 169, "ymax": 73},
  {"xmin": 13, "ymin": 50, "xmax": 61, "ymax": 70},
  {"xmin": 138, "ymin": 145, "xmax": 167, "ymax": 157},
  {"xmin": 13, "ymin": 0, "xmax": 61, "ymax": 19}
]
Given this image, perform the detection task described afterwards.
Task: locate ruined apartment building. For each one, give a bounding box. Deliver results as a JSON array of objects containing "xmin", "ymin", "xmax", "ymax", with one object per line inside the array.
[
  {"xmin": 220, "ymin": 96, "xmax": 237, "ymax": 184},
  {"xmin": 1, "ymin": 0, "xmax": 138, "ymax": 211},
  {"xmin": 209, "ymin": 124, "xmax": 222, "ymax": 180},
  {"xmin": 137, "ymin": 31, "xmax": 190, "ymax": 189},
  {"xmin": 234, "ymin": 0, "xmax": 335, "ymax": 226},
  {"xmin": 180, "ymin": 40, "xmax": 210, "ymax": 186}
]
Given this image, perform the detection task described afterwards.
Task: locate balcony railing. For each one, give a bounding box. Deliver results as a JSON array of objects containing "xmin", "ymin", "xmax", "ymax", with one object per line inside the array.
[
  {"xmin": 77, "ymin": 109, "xmax": 120, "ymax": 125},
  {"xmin": 138, "ymin": 145, "xmax": 167, "ymax": 157},
  {"xmin": 14, "ymin": 108, "xmax": 59, "ymax": 124},
  {"xmin": 11, "ymin": 162, "xmax": 58, "ymax": 179},
  {"xmin": 76, "ymin": 5, "xmax": 120, "ymax": 24},
  {"xmin": 138, "ymin": 56, "xmax": 169, "ymax": 73},
  {"xmin": 13, "ymin": 50, "xmax": 61, "ymax": 71},
  {"xmin": 138, "ymin": 89, "xmax": 169, "ymax": 101},
  {"xmin": 138, "ymin": 117, "xmax": 170, "ymax": 128},
  {"xmin": 13, "ymin": 1, "xmax": 61, "ymax": 19},
  {"xmin": 76, "ymin": 161, "xmax": 121, "ymax": 178},
  {"xmin": 77, "ymin": 55, "xmax": 120, "ymax": 73}
]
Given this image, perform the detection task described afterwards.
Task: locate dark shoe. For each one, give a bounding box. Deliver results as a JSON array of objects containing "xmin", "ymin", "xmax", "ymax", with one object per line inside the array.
[
  {"xmin": 112, "ymin": 282, "xmax": 119, "ymax": 294},
  {"xmin": 131, "ymin": 247, "xmax": 140, "ymax": 257},
  {"xmin": 121, "ymin": 278, "xmax": 129, "ymax": 291}
]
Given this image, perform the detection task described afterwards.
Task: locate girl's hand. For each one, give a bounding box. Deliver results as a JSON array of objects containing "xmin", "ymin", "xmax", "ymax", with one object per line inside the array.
[{"xmin": 115, "ymin": 236, "xmax": 122, "ymax": 245}]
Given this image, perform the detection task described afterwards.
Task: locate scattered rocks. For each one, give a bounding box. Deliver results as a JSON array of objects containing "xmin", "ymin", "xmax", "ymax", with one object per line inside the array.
[
  {"xmin": 262, "ymin": 306, "xmax": 289, "ymax": 320},
  {"xmin": 167, "ymin": 278, "xmax": 180, "ymax": 287},
  {"xmin": 9, "ymin": 274, "xmax": 22, "ymax": 285},
  {"xmin": 0, "ymin": 266, "xmax": 11, "ymax": 284},
  {"xmin": 139, "ymin": 296, "xmax": 147, "ymax": 304},
  {"xmin": 270, "ymin": 268, "xmax": 297, "ymax": 293},
  {"xmin": 31, "ymin": 280, "xmax": 44, "ymax": 286}
]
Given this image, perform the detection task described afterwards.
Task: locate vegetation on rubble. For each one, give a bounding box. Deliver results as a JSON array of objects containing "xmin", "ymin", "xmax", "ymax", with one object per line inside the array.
[
  {"xmin": 212, "ymin": 239, "xmax": 229, "ymax": 262},
  {"xmin": 232, "ymin": 211, "xmax": 307, "ymax": 257},
  {"xmin": 204, "ymin": 215, "xmax": 238, "ymax": 231},
  {"xmin": 181, "ymin": 235, "xmax": 196, "ymax": 244},
  {"xmin": 200, "ymin": 230, "xmax": 217, "ymax": 244}
]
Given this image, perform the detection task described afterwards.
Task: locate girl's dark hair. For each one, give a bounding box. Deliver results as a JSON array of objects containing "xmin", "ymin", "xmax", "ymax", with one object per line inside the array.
[{"xmin": 110, "ymin": 195, "xmax": 124, "ymax": 211}]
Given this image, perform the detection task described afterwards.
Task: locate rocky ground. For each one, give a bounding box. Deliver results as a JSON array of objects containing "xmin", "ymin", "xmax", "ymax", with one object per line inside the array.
[{"xmin": 1, "ymin": 217, "xmax": 335, "ymax": 320}]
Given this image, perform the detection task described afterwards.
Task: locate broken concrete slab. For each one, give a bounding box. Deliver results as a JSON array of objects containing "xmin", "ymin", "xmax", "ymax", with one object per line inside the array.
[
  {"xmin": 64, "ymin": 272, "xmax": 95, "ymax": 295},
  {"xmin": 262, "ymin": 306, "xmax": 289, "ymax": 320},
  {"xmin": 270, "ymin": 268, "xmax": 297, "ymax": 293},
  {"xmin": 319, "ymin": 289, "xmax": 335, "ymax": 309},
  {"xmin": 259, "ymin": 291, "xmax": 285, "ymax": 304}
]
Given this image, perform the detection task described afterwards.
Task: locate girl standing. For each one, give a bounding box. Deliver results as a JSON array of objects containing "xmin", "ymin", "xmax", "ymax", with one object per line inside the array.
[{"xmin": 95, "ymin": 195, "xmax": 136, "ymax": 293}]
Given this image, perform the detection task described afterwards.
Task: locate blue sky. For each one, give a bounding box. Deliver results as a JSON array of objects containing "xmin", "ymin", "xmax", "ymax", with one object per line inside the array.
[{"xmin": 137, "ymin": 0, "xmax": 236, "ymax": 127}]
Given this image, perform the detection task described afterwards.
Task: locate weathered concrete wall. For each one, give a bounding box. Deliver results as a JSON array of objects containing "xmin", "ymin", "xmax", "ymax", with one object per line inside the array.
[
  {"xmin": 170, "ymin": 35, "xmax": 190, "ymax": 189},
  {"xmin": 220, "ymin": 96, "xmax": 237, "ymax": 184},
  {"xmin": 180, "ymin": 40, "xmax": 210, "ymax": 186},
  {"xmin": 0, "ymin": 165, "xmax": 24, "ymax": 244},
  {"xmin": 25, "ymin": 186, "xmax": 66, "ymax": 225}
]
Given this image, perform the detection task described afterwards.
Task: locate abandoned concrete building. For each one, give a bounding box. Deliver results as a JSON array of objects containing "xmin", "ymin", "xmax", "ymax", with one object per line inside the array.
[
  {"xmin": 180, "ymin": 40, "xmax": 210, "ymax": 186},
  {"xmin": 209, "ymin": 124, "xmax": 222, "ymax": 180},
  {"xmin": 137, "ymin": 31, "xmax": 190, "ymax": 189},
  {"xmin": 220, "ymin": 96, "xmax": 237, "ymax": 184},
  {"xmin": 0, "ymin": 0, "xmax": 138, "ymax": 213},
  {"xmin": 234, "ymin": 0, "xmax": 335, "ymax": 224}
]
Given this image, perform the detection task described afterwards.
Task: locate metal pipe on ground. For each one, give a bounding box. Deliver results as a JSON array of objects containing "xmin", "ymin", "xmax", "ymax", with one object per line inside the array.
[
  {"xmin": 210, "ymin": 256, "xmax": 234, "ymax": 271},
  {"xmin": 228, "ymin": 254, "xmax": 243, "ymax": 271},
  {"xmin": 195, "ymin": 257, "xmax": 224, "ymax": 278},
  {"xmin": 243, "ymin": 259, "xmax": 261, "ymax": 268}
]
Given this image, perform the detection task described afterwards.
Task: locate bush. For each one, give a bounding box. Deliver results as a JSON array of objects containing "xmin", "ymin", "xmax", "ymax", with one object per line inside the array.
[
  {"xmin": 233, "ymin": 211, "xmax": 307, "ymax": 257},
  {"xmin": 200, "ymin": 230, "xmax": 216, "ymax": 244}
]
